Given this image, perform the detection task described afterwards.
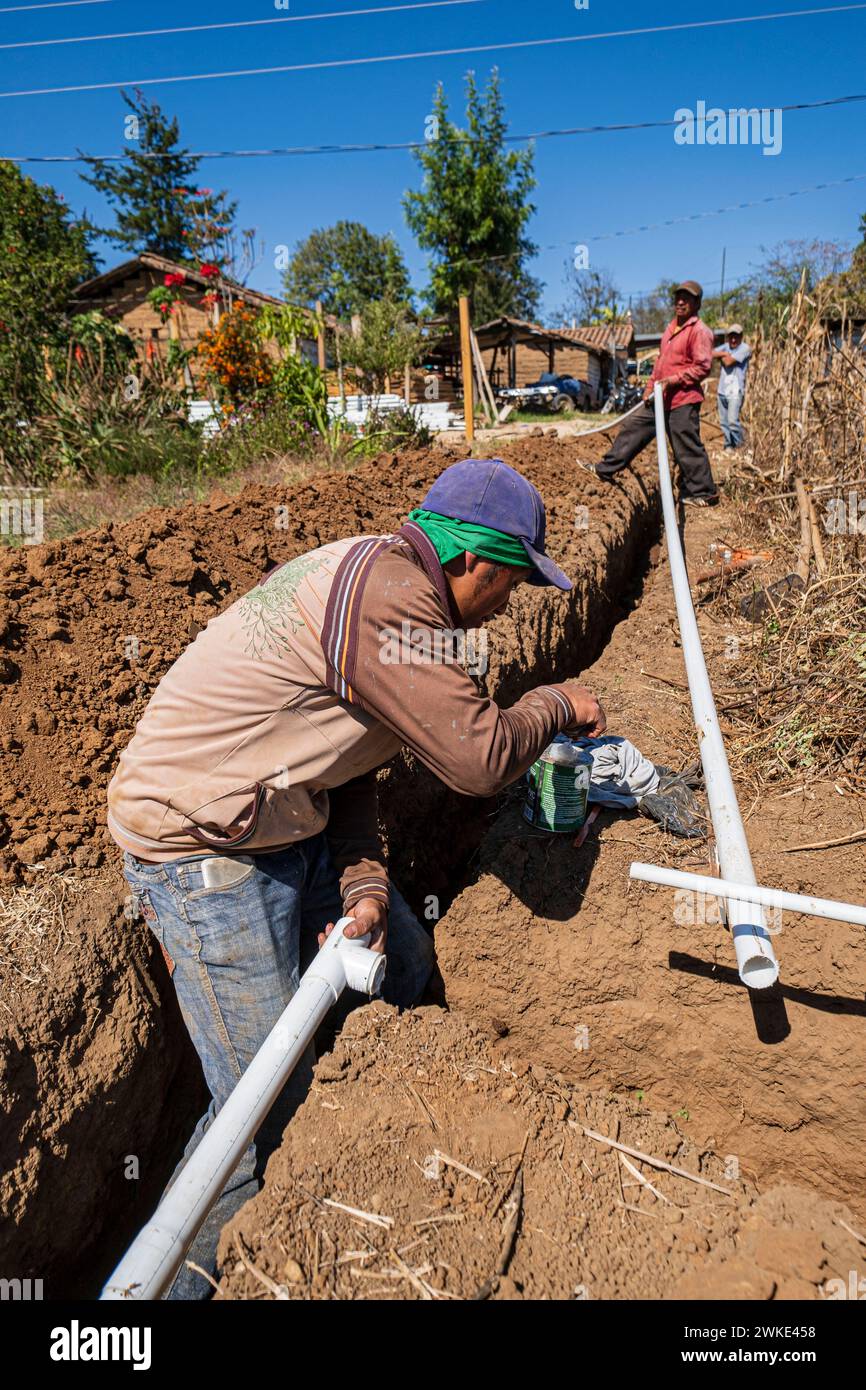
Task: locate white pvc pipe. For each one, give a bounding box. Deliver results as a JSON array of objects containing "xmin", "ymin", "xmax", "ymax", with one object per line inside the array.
[
  {"xmin": 651, "ymin": 383, "xmax": 780, "ymax": 989},
  {"xmin": 101, "ymin": 918, "xmax": 385, "ymax": 1301},
  {"xmin": 573, "ymin": 397, "xmax": 646, "ymax": 437},
  {"xmin": 629, "ymin": 862, "xmax": 866, "ymax": 928}
]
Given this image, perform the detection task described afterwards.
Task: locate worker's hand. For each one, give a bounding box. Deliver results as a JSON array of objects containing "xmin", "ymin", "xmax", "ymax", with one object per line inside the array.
[
  {"xmin": 559, "ymin": 683, "xmax": 607, "ymax": 737},
  {"xmin": 318, "ymin": 896, "xmax": 387, "ymax": 955},
  {"xmin": 642, "ymin": 380, "xmax": 656, "ymax": 401}
]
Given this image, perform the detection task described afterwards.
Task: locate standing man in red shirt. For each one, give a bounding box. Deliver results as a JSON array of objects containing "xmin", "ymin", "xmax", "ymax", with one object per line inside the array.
[{"xmin": 582, "ymin": 281, "xmax": 718, "ymax": 506}]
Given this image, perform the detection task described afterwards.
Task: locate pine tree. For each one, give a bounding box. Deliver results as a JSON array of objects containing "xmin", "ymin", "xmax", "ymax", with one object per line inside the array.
[{"xmin": 80, "ymin": 90, "xmax": 235, "ymax": 263}]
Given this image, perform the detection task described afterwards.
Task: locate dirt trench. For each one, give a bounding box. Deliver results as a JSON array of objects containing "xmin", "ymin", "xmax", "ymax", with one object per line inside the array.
[
  {"xmin": 216, "ymin": 1003, "xmax": 866, "ymax": 1302},
  {"xmin": 436, "ymin": 451, "xmax": 866, "ymax": 1228},
  {"xmin": 213, "ymin": 441, "xmax": 866, "ymax": 1302},
  {"xmin": 0, "ymin": 432, "xmax": 660, "ymax": 1296}
]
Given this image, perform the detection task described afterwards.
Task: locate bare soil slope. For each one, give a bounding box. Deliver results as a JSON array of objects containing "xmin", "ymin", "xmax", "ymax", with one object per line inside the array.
[{"xmin": 216, "ymin": 1003, "xmax": 865, "ymax": 1302}]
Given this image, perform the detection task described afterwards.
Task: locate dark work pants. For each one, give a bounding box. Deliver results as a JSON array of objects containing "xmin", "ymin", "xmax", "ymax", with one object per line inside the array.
[{"xmin": 598, "ymin": 401, "xmax": 717, "ymax": 499}]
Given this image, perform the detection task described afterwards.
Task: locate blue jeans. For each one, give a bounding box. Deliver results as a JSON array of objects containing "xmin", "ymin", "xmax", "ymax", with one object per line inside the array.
[
  {"xmin": 122, "ymin": 833, "xmax": 433, "ymax": 1299},
  {"xmin": 718, "ymin": 392, "xmax": 744, "ymax": 448}
]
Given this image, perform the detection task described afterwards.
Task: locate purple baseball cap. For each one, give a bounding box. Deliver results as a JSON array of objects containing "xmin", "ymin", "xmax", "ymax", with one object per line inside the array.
[{"xmin": 419, "ymin": 458, "xmax": 572, "ymax": 591}]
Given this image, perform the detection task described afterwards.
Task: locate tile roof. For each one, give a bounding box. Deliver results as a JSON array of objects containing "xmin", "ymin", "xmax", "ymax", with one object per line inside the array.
[
  {"xmin": 557, "ymin": 322, "xmax": 635, "ymax": 351},
  {"xmin": 71, "ymin": 253, "xmax": 339, "ymax": 327}
]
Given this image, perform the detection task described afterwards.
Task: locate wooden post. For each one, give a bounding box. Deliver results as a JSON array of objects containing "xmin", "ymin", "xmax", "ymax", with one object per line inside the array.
[
  {"xmin": 315, "ymin": 299, "xmax": 326, "ymax": 372},
  {"xmin": 807, "ymin": 492, "xmax": 827, "ymax": 575},
  {"xmin": 335, "ymin": 323, "xmax": 346, "ymax": 414},
  {"xmin": 458, "ymin": 295, "xmax": 474, "ymax": 442},
  {"xmin": 404, "ymin": 360, "xmax": 411, "ymax": 406},
  {"xmin": 470, "ymin": 328, "xmax": 497, "ymax": 423},
  {"xmin": 794, "ymin": 478, "xmax": 813, "ymax": 582}
]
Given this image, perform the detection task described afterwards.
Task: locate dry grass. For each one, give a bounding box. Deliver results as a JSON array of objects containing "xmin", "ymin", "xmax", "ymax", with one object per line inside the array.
[
  {"xmin": 708, "ymin": 281, "xmax": 866, "ymax": 790},
  {"xmin": 0, "ymin": 869, "xmax": 93, "ymax": 1011},
  {"xmin": 27, "ymin": 449, "xmax": 356, "ymax": 544}
]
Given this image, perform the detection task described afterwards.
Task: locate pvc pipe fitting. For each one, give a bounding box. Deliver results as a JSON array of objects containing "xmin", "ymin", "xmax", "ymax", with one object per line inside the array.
[{"xmin": 629, "ymin": 861, "xmax": 866, "ymax": 928}]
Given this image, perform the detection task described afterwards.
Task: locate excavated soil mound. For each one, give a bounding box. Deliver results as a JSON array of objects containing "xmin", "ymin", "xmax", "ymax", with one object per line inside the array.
[
  {"xmin": 216, "ymin": 1003, "xmax": 866, "ymax": 1301},
  {"xmin": 437, "ymin": 467, "xmax": 866, "ymax": 1227},
  {"xmin": 0, "ymin": 434, "xmax": 659, "ymax": 1294}
]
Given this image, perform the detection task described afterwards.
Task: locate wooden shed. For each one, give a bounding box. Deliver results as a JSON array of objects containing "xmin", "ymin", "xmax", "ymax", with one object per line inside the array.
[{"xmin": 421, "ymin": 315, "xmax": 622, "ymax": 408}]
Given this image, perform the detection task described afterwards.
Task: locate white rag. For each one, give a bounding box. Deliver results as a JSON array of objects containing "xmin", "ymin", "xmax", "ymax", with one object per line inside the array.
[{"xmin": 575, "ymin": 735, "xmax": 660, "ymax": 809}]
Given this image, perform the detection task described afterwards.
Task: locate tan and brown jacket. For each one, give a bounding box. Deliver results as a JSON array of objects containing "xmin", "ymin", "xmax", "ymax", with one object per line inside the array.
[{"xmin": 107, "ymin": 521, "xmax": 575, "ymax": 911}]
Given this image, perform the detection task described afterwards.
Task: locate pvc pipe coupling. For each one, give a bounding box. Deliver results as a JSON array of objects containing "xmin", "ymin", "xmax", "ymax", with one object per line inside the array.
[{"xmin": 326, "ymin": 922, "xmax": 387, "ymax": 996}]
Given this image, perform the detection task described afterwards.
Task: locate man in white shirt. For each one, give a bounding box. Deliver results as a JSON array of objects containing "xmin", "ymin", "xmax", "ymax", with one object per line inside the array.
[{"xmin": 713, "ymin": 325, "xmax": 752, "ymax": 450}]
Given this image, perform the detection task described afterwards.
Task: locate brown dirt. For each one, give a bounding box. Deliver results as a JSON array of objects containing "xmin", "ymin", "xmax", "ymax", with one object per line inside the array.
[
  {"xmin": 8, "ymin": 417, "xmax": 860, "ymax": 1301},
  {"xmin": 437, "ymin": 444, "xmax": 866, "ymax": 1229},
  {"xmin": 208, "ymin": 439, "xmax": 866, "ymax": 1303},
  {"xmin": 215, "ymin": 1003, "xmax": 866, "ymax": 1301},
  {"xmin": 0, "ymin": 431, "xmax": 658, "ymax": 1294}
]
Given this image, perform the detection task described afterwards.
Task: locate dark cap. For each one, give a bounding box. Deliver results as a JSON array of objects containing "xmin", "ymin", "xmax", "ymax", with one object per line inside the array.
[
  {"xmin": 674, "ymin": 280, "xmax": 703, "ymax": 303},
  {"xmin": 418, "ymin": 458, "xmax": 572, "ymax": 590}
]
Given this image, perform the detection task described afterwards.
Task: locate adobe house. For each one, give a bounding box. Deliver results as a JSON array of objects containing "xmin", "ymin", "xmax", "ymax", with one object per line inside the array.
[{"xmin": 69, "ymin": 252, "xmax": 332, "ymax": 382}]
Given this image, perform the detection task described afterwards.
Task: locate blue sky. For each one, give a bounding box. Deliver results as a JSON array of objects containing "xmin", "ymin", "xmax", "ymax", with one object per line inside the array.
[{"xmin": 2, "ymin": 0, "xmax": 865, "ymax": 319}]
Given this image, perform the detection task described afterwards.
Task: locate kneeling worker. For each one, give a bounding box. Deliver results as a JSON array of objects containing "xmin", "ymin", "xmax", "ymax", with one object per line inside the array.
[{"xmin": 107, "ymin": 456, "xmax": 605, "ymax": 1297}]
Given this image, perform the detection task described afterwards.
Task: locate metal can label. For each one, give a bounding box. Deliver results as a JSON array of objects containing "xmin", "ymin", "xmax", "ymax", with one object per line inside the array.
[{"xmin": 523, "ymin": 749, "xmax": 592, "ymax": 833}]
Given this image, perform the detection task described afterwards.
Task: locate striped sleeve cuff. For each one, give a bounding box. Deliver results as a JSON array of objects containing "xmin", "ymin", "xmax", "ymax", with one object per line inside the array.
[
  {"xmin": 530, "ymin": 685, "xmax": 574, "ymax": 726},
  {"xmin": 342, "ymin": 877, "xmax": 391, "ymax": 913},
  {"xmin": 545, "ymin": 688, "xmax": 574, "ymax": 722}
]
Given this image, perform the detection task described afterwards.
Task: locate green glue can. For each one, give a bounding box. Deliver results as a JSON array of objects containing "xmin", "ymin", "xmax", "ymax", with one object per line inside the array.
[{"xmin": 523, "ymin": 735, "xmax": 593, "ymax": 833}]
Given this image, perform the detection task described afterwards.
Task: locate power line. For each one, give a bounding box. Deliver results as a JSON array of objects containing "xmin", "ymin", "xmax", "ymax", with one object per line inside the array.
[
  {"xmin": 568, "ymin": 173, "xmax": 866, "ymax": 251},
  {"xmin": 3, "ymin": 4, "xmax": 866, "ymax": 100},
  {"xmin": 430, "ymin": 172, "xmax": 866, "ymax": 274},
  {"xmin": 5, "ymin": 93, "xmax": 866, "ymax": 162},
  {"xmin": 0, "ymin": 0, "xmax": 111, "ymax": 11},
  {"xmin": 0, "ymin": 0, "xmax": 483, "ymax": 52}
]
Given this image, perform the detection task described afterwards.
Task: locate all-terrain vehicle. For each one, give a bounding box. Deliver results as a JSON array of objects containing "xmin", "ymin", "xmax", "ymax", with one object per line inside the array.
[{"xmin": 496, "ymin": 372, "xmax": 594, "ymax": 414}]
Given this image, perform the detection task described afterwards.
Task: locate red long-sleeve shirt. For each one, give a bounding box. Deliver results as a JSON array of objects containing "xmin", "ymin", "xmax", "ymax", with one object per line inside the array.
[{"xmin": 649, "ymin": 315, "xmax": 714, "ymax": 411}]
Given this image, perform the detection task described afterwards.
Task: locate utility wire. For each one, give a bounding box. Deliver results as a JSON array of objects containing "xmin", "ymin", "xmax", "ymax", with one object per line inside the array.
[
  {"xmin": 417, "ymin": 173, "xmax": 866, "ymax": 280},
  {"xmin": 3, "ymin": 5, "xmax": 866, "ymax": 100},
  {"xmin": 449, "ymin": 172, "xmax": 866, "ymax": 273},
  {"xmin": 0, "ymin": 0, "xmax": 111, "ymax": 11},
  {"xmin": 0, "ymin": 0, "xmax": 483, "ymax": 51},
  {"xmin": 6, "ymin": 93, "xmax": 866, "ymax": 163}
]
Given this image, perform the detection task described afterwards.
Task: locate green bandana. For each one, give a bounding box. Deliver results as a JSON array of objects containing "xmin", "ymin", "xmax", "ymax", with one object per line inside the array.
[{"xmin": 408, "ymin": 508, "xmax": 531, "ymax": 571}]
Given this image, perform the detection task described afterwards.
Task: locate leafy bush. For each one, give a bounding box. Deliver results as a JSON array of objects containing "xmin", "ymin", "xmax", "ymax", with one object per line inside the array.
[
  {"xmin": 206, "ymin": 398, "xmax": 316, "ymax": 469},
  {"xmin": 197, "ymin": 304, "xmax": 273, "ymax": 410},
  {"xmin": 354, "ymin": 403, "xmax": 432, "ymax": 456}
]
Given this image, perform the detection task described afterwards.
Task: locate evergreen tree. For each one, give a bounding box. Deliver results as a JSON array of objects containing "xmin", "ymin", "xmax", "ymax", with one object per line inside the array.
[
  {"xmin": 80, "ymin": 90, "xmax": 236, "ymax": 262},
  {"xmin": 403, "ymin": 70, "xmax": 541, "ymax": 322}
]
